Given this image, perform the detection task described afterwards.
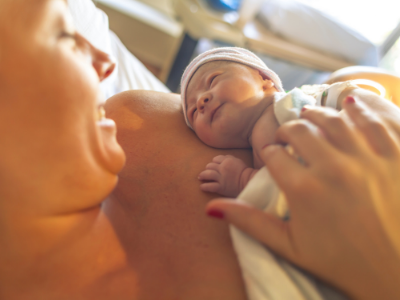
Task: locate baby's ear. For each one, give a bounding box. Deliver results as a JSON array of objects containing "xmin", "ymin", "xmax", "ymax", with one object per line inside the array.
[
  {"xmin": 259, "ymin": 72, "xmax": 275, "ymax": 91},
  {"xmin": 258, "ymin": 71, "xmax": 275, "ymax": 90}
]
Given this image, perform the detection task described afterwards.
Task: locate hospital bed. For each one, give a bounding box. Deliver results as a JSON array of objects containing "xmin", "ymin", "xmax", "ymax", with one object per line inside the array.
[{"xmin": 93, "ymin": 0, "xmax": 400, "ymax": 92}]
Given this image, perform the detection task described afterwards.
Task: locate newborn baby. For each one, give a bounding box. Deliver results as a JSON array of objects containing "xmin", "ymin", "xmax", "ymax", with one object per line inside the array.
[
  {"xmin": 181, "ymin": 48, "xmax": 372, "ymax": 299},
  {"xmin": 181, "ymin": 47, "xmax": 359, "ymax": 200}
]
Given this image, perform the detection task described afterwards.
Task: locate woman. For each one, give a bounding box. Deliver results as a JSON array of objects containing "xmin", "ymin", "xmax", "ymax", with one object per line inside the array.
[
  {"xmin": 0, "ymin": 1, "xmax": 250, "ymax": 298},
  {"xmin": 1, "ymin": 1, "xmax": 400, "ymax": 299}
]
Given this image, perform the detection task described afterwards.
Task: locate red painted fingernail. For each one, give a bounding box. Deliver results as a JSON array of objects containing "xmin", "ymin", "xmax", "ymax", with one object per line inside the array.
[
  {"xmin": 301, "ymin": 107, "xmax": 307, "ymax": 112},
  {"xmin": 207, "ymin": 209, "xmax": 224, "ymax": 219},
  {"xmin": 345, "ymin": 96, "xmax": 355, "ymax": 104},
  {"xmin": 262, "ymin": 143, "xmax": 270, "ymax": 150}
]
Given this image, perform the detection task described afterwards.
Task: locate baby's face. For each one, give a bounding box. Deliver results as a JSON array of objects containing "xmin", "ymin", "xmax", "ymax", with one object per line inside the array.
[{"xmin": 186, "ymin": 61, "xmax": 277, "ymax": 148}]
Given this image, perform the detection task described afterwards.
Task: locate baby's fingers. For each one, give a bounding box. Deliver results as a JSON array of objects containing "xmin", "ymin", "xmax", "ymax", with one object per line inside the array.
[
  {"xmin": 212, "ymin": 155, "xmax": 231, "ymax": 163},
  {"xmin": 206, "ymin": 162, "xmax": 221, "ymax": 171},
  {"xmin": 200, "ymin": 182, "xmax": 221, "ymax": 194},
  {"xmin": 198, "ymin": 169, "xmax": 220, "ymax": 182},
  {"xmin": 343, "ymin": 97, "xmax": 400, "ymax": 157}
]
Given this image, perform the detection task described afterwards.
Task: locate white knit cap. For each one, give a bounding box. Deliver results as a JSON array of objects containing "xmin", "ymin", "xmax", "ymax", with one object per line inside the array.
[{"xmin": 180, "ymin": 47, "xmax": 284, "ymax": 129}]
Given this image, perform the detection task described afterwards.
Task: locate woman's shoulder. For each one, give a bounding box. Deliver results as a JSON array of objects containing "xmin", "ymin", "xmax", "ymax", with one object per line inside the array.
[{"xmin": 105, "ymin": 90, "xmax": 181, "ymax": 116}]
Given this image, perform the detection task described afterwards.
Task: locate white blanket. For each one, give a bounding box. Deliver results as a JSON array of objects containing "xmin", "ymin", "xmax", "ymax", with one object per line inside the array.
[{"xmin": 232, "ymin": 88, "xmax": 348, "ymax": 300}]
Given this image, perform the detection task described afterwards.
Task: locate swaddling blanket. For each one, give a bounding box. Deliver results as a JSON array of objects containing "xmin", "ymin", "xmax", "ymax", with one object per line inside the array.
[{"xmin": 230, "ymin": 87, "xmax": 349, "ymax": 300}]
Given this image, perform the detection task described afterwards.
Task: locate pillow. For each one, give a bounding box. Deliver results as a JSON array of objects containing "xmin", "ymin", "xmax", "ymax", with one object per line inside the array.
[{"xmin": 68, "ymin": 0, "xmax": 169, "ymax": 101}]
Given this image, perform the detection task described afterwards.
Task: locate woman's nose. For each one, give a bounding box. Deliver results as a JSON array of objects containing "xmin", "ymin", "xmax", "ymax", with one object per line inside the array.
[{"xmin": 91, "ymin": 46, "xmax": 116, "ymax": 82}]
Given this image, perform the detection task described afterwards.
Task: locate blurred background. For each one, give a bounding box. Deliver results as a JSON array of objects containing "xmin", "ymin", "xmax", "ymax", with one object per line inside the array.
[{"xmin": 93, "ymin": 0, "xmax": 400, "ymax": 92}]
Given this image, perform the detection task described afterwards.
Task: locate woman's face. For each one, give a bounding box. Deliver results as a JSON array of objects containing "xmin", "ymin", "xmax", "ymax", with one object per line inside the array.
[{"xmin": 0, "ymin": 0, "xmax": 125, "ymax": 208}]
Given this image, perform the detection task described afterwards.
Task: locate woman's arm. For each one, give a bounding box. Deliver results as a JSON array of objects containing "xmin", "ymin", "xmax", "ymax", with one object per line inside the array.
[{"xmin": 206, "ymin": 97, "xmax": 400, "ymax": 300}]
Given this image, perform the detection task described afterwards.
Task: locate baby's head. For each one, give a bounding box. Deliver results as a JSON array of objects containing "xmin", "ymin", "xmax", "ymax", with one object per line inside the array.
[{"xmin": 181, "ymin": 47, "xmax": 284, "ymax": 148}]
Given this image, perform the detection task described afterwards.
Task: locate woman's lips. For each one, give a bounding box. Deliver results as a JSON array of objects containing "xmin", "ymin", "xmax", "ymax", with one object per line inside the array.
[
  {"xmin": 97, "ymin": 117, "xmax": 118, "ymax": 138},
  {"xmin": 97, "ymin": 117, "xmax": 125, "ymax": 174},
  {"xmin": 96, "ymin": 105, "xmax": 117, "ymax": 130},
  {"xmin": 97, "ymin": 117, "xmax": 117, "ymax": 128}
]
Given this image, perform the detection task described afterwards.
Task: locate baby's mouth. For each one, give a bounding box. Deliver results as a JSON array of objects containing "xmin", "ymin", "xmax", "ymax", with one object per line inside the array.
[{"xmin": 211, "ymin": 104, "xmax": 223, "ymax": 122}]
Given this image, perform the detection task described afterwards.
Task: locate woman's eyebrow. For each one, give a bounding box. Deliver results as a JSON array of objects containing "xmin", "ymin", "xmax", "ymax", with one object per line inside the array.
[
  {"xmin": 54, "ymin": 0, "xmax": 68, "ymax": 4},
  {"xmin": 52, "ymin": 0, "xmax": 74, "ymax": 27}
]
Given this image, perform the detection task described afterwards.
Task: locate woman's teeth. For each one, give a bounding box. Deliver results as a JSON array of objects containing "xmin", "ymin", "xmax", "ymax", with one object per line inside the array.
[{"xmin": 98, "ymin": 106, "xmax": 106, "ymax": 121}]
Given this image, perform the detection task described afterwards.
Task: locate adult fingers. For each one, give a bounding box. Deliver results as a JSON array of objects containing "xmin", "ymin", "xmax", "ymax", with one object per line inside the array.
[
  {"xmin": 206, "ymin": 199, "xmax": 294, "ymax": 260},
  {"xmin": 274, "ymin": 119, "xmax": 336, "ymax": 167},
  {"xmin": 343, "ymin": 97, "xmax": 400, "ymax": 157},
  {"xmin": 198, "ymin": 169, "xmax": 220, "ymax": 181},
  {"xmin": 300, "ymin": 106, "xmax": 359, "ymax": 154},
  {"xmin": 259, "ymin": 145, "xmax": 310, "ymax": 203},
  {"xmin": 200, "ymin": 182, "xmax": 221, "ymax": 193}
]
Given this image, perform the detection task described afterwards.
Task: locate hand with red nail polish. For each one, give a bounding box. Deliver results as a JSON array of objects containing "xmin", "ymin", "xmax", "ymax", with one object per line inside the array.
[
  {"xmin": 344, "ymin": 96, "xmax": 355, "ymax": 104},
  {"xmin": 207, "ymin": 97, "xmax": 400, "ymax": 300},
  {"xmin": 207, "ymin": 209, "xmax": 224, "ymax": 219}
]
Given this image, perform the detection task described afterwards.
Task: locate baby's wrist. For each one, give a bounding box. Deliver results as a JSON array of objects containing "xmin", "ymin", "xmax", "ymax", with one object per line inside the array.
[
  {"xmin": 239, "ymin": 167, "xmax": 257, "ymax": 191},
  {"xmin": 321, "ymin": 81, "xmax": 359, "ymax": 109}
]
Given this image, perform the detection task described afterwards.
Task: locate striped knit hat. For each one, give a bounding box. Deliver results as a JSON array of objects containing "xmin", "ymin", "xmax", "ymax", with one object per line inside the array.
[{"xmin": 180, "ymin": 47, "xmax": 284, "ymax": 129}]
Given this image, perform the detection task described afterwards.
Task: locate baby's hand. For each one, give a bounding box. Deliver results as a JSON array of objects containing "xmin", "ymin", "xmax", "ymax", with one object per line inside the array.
[{"xmin": 198, "ymin": 155, "xmax": 248, "ymax": 197}]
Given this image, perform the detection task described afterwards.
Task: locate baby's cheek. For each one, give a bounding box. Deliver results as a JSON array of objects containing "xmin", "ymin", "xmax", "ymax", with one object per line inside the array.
[
  {"xmin": 197, "ymin": 127, "xmax": 221, "ymax": 148},
  {"xmin": 195, "ymin": 124, "xmax": 210, "ymax": 142}
]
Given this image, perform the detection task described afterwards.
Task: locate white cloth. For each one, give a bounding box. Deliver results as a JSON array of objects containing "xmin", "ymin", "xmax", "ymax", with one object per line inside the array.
[
  {"xmin": 68, "ymin": 0, "xmax": 169, "ymax": 102},
  {"xmin": 231, "ymin": 85, "xmax": 354, "ymax": 300},
  {"xmin": 258, "ymin": 0, "xmax": 379, "ymax": 66}
]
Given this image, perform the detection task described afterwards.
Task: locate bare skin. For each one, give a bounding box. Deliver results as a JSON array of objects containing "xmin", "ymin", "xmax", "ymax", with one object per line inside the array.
[
  {"xmin": 103, "ymin": 91, "xmax": 251, "ymax": 300},
  {"xmin": 0, "ymin": 1, "xmax": 251, "ymax": 299}
]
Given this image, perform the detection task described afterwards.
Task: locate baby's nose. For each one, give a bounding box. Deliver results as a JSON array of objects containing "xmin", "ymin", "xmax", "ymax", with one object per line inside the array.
[{"xmin": 198, "ymin": 96, "xmax": 210, "ymax": 111}]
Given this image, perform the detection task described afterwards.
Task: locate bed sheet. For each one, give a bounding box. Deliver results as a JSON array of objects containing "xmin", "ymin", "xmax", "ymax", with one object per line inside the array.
[{"xmin": 258, "ymin": 0, "xmax": 379, "ymax": 66}]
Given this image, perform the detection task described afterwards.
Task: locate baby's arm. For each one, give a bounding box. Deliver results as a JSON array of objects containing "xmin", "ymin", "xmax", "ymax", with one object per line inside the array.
[{"xmin": 198, "ymin": 155, "xmax": 258, "ymax": 197}]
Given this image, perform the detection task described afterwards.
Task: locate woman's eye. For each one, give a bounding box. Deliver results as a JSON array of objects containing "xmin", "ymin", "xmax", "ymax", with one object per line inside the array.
[
  {"xmin": 60, "ymin": 31, "xmax": 77, "ymax": 41},
  {"xmin": 192, "ymin": 108, "xmax": 197, "ymax": 116}
]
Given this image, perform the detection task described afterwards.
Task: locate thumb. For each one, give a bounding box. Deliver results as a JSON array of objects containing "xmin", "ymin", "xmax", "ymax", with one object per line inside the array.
[{"xmin": 206, "ymin": 199, "xmax": 294, "ymax": 259}]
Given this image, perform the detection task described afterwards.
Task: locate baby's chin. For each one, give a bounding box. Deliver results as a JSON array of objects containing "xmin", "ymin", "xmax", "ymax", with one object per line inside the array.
[{"xmin": 264, "ymin": 91, "xmax": 282, "ymax": 104}]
